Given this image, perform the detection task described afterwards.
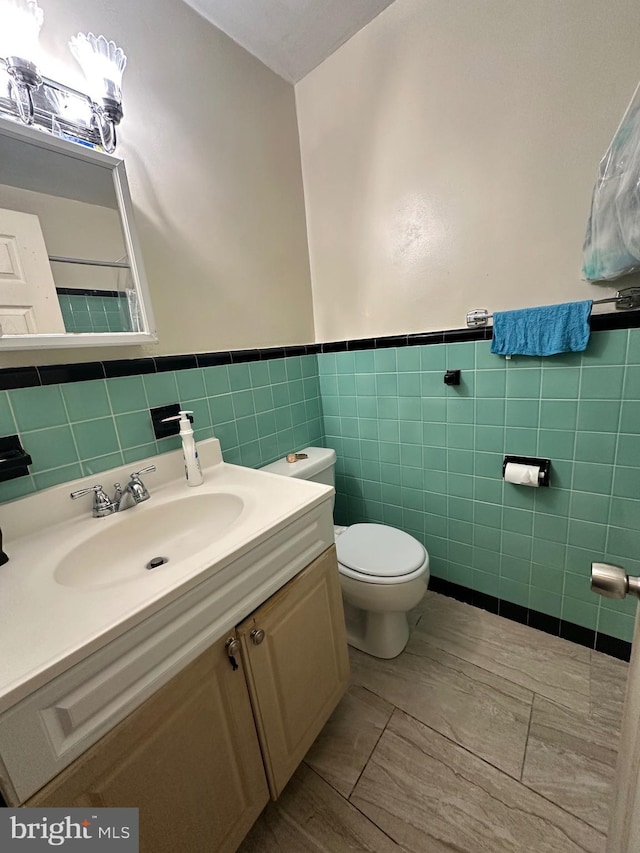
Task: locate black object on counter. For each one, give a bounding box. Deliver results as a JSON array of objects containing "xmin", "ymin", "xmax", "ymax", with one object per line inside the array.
[{"xmin": 0, "ymin": 527, "xmax": 8, "ymax": 566}]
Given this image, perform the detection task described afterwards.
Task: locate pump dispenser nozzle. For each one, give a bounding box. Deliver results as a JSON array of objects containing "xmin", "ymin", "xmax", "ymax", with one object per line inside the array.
[{"xmin": 161, "ymin": 410, "xmax": 203, "ymax": 486}]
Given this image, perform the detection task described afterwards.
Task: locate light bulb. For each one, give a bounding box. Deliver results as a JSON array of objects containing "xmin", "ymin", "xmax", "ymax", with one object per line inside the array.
[
  {"xmin": 0, "ymin": 0, "xmax": 43, "ymax": 61},
  {"xmin": 69, "ymin": 32, "xmax": 126, "ymax": 105}
]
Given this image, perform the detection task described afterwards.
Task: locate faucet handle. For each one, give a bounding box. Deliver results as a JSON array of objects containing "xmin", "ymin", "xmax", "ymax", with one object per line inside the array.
[
  {"xmin": 130, "ymin": 465, "xmax": 156, "ymax": 478},
  {"xmin": 70, "ymin": 484, "xmax": 114, "ymax": 518},
  {"xmin": 126, "ymin": 465, "xmax": 156, "ymax": 504},
  {"xmin": 70, "ymin": 484, "xmax": 105, "ymax": 500}
]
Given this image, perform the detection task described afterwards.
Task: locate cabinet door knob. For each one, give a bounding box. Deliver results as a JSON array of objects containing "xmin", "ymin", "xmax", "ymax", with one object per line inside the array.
[
  {"xmin": 250, "ymin": 628, "xmax": 265, "ymax": 645},
  {"xmin": 225, "ymin": 637, "xmax": 240, "ymax": 670},
  {"xmin": 226, "ymin": 638, "xmax": 241, "ymax": 656}
]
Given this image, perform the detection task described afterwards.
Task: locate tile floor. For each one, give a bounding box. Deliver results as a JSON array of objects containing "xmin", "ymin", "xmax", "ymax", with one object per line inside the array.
[{"xmin": 239, "ymin": 592, "xmax": 629, "ymax": 853}]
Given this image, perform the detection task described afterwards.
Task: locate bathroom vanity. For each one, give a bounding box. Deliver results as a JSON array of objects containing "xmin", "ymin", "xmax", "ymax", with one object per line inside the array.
[{"xmin": 0, "ymin": 439, "xmax": 349, "ymax": 852}]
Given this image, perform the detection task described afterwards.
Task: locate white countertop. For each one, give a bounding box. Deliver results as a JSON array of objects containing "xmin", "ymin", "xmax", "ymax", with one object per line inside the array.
[{"xmin": 0, "ymin": 439, "xmax": 333, "ymax": 713}]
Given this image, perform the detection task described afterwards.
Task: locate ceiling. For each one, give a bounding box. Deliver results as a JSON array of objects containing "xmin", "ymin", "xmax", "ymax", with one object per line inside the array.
[{"xmin": 181, "ymin": 0, "xmax": 396, "ymax": 84}]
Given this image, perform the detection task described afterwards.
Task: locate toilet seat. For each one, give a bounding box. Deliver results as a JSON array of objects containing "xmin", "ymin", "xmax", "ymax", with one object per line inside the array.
[{"xmin": 336, "ymin": 523, "xmax": 428, "ymax": 585}]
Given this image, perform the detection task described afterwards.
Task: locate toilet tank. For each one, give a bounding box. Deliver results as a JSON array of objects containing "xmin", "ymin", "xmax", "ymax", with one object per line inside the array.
[{"xmin": 260, "ymin": 447, "xmax": 336, "ymax": 488}]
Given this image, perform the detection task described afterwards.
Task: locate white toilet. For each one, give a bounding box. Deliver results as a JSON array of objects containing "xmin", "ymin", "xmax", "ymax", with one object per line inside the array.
[{"xmin": 261, "ymin": 447, "xmax": 429, "ymax": 659}]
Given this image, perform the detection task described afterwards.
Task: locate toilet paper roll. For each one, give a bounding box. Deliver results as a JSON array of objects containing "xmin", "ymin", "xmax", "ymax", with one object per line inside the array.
[{"xmin": 504, "ymin": 462, "xmax": 541, "ymax": 487}]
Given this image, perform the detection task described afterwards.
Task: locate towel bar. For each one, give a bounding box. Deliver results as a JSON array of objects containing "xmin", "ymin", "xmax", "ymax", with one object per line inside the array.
[{"xmin": 466, "ymin": 287, "xmax": 640, "ymax": 328}]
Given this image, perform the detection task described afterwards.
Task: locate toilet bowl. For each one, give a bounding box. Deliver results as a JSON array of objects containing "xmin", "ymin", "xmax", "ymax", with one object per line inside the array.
[
  {"xmin": 335, "ymin": 522, "xmax": 429, "ymax": 658},
  {"xmin": 260, "ymin": 448, "xmax": 429, "ymax": 659}
]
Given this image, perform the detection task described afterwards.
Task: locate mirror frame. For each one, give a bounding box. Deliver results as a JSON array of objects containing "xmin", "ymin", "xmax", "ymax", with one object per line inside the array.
[{"xmin": 0, "ymin": 119, "xmax": 157, "ymax": 350}]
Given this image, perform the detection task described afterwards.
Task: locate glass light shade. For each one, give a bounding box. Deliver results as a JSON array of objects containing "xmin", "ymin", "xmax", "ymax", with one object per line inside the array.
[
  {"xmin": 69, "ymin": 32, "xmax": 126, "ymax": 104},
  {"xmin": 0, "ymin": 0, "xmax": 43, "ymax": 60}
]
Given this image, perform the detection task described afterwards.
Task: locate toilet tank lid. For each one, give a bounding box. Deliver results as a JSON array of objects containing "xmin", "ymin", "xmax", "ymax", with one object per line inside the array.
[{"xmin": 260, "ymin": 447, "xmax": 336, "ymax": 479}]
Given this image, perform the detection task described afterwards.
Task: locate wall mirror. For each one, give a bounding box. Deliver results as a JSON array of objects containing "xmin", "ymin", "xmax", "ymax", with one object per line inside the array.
[{"xmin": 0, "ymin": 119, "xmax": 156, "ymax": 350}]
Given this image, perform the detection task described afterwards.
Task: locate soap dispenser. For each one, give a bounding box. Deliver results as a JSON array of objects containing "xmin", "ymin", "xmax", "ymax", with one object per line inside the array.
[{"xmin": 162, "ymin": 410, "xmax": 204, "ymax": 487}]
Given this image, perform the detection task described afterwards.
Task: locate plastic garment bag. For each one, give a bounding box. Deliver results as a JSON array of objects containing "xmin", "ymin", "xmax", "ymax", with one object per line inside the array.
[{"xmin": 583, "ymin": 81, "xmax": 640, "ymax": 281}]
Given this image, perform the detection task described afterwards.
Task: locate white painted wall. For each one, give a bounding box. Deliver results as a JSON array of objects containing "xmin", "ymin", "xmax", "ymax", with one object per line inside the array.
[
  {"xmin": 296, "ymin": 0, "xmax": 640, "ymax": 342},
  {"xmin": 6, "ymin": 0, "xmax": 640, "ymax": 364},
  {"xmin": 4, "ymin": 0, "xmax": 314, "ymax": 367}
]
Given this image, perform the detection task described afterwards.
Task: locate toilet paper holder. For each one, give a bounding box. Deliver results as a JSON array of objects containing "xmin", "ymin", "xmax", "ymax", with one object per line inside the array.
[{"xmin": 502, "ymin": 455, "xmax": 551, "ymax": 487}]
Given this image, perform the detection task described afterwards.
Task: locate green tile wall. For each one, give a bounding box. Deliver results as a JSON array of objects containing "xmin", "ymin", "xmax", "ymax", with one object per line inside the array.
[
  {"xmin": 57, "ymin": 293, "xmax": 132, "ymax": 333},
  {"xmin": 319, "ymin": 329, "xmax": 640, "ymax": 644},
  {"xmin": 2, "ymin": 328, "xmax": 639, "ymax": 644},
  {"xmin": 0, "ymin": 354, "xmax": 323, "ymax": 502}
]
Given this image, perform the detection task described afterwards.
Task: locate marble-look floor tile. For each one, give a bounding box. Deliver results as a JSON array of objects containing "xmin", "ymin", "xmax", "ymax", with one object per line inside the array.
[
  {"xmin": 521, "ymin": 695, "xmax": 617, "ymax": 834},
  {"xmin": 590, "ymin": 649, "xmax": 628, "ymax": 729},
  {"xmin": 351, "ymin": 709, "xmax": 605, "ymax": 853},
  {"xmin": 412, "ymin": 593, "xmax": 591, "ymax": 712},
  {"xmin": 238, "ymin": 763, "xmax": 405, "ymax": 853},
  {"xmin": 349, "ymin": 642, "xmax": 532, "ymax": 778},
  {"xmin": 304, "ymin": 685, "xmax": 393, "ymax": 797}
]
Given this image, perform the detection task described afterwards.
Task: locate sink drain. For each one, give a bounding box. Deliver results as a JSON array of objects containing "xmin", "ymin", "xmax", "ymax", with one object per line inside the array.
[{"xmin": 146, "ymin": 556, "xmax": 169, "ymax": 570}]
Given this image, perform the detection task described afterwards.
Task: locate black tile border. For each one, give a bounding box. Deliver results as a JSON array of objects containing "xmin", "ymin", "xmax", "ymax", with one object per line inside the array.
[
  {"xmin": 1, "ymin": 310, "xmax": 639, "ymax": 391},
  {"xmin": 38, "ymin": 362, "xmax": 105, "ymax": 385},
  {"xmin": 591, "ymin": 309, "xmax": 640, "ymax": 332},
  {"xmin": 195, "ymin": 352, "xmax": 233, "ymax": 368},
  {"xmin": 429, "ymin": 575, "xmax": 475, "ymax": 605},
  {"xmin": 231, "ymin": 349, "xmax": 262, "ymax": 364},
  {"xmin": 528, "ymin": 610, "xmax": 561, "ymax": 635},
  {"xmin": 103, "ymin": 358, "xmax": 156, "ymax": 378},
  {"xmin": 283, "ymin": 345, "xmax": 309, "ymax": 358},
  {"xmin": 407, "ymin": 332, "xmax": 446, "ymax": 347},
  {"xmin": 595, "ymin": 632, "xmax": 633, "ymax": 660},
  {"xmin": 316, "ymin": 328, "xmax": 491, "ymax": 353},
  {"xmin": 374, "ymin": 334, "xmax": 409, "ymax": 349},
  {"xmin": 428, "ymin": 576, "xmax": 632, "ymax": 662},
  {"xmin": 498, "ymin": 600, "xmax": 529, "ymax": 626},
  {"xmin": 347, "ymin": 337, "xmax": 376, "ymax": 351},
  {"xmin": 0, "ymin": 367, "xmax": 40, "ymax": 390},
  {"xmin": 471, "ymin": 590, "xmax": 500, "ymax": 615},
  {"xmin": 559, "ymin": 620, "xmax": 597, "ymax": 648},
  {"xmin": 154, "ymin": 354, "xmax": 198, "ymax": 372},
  {"xmin": 320, "ymin": 340, "xmax": 348, "ymax": 353}
]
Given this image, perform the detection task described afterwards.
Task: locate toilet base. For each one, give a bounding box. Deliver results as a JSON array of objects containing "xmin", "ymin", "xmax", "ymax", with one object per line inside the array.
[{"xmin": 343, "ymin": 601, "xmax": 410, "ymax": 659}]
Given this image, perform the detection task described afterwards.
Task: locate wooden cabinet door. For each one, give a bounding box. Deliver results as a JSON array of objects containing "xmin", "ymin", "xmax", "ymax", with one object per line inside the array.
[
  {"xmin": 237, "ymin": 545, "xmax": 349, "ymax": 799},
  {"xmin": 26, "ymin": 637, "xmax": 269, "ymax": 853}
]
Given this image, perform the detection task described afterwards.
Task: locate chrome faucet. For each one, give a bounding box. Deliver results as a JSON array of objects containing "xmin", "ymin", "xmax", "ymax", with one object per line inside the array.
[{"xmin": 70, "ymin": 465, "xmax": 156, "ymax": 517}]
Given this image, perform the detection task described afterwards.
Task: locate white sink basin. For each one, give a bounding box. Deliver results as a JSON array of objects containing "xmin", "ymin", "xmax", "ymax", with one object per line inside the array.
[
  {"xmin": 54, "ymin": 492, "xmax": 245, "ymax": 590},
  {"xmin": 0, "ymin": 437, "xmax": 334, "ymax": 719}
]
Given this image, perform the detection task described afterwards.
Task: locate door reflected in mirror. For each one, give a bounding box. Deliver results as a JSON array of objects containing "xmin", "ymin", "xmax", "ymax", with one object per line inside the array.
[{"xmin": 0, "ymin": 121, "xmax": 155, "ymax": 349}]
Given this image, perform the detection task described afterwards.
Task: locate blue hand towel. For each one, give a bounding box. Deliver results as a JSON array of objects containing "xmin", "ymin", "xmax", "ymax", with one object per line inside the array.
[{"xmin": 490, "ymin": 301, "xmax": 593, "ymax": 357}]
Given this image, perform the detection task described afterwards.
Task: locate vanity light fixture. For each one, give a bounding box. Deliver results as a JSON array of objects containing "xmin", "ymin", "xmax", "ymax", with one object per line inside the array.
[
  {"xmin": 69, "ymin": 32, "xmax": 126, "ymax": 152},
  {"xmin": 0, "ymin": 0, "xmax": 44, "ymax": 125},
  {"xmin": 0, "ymin": 0, "xmax": 127, "ymax": 152}
]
